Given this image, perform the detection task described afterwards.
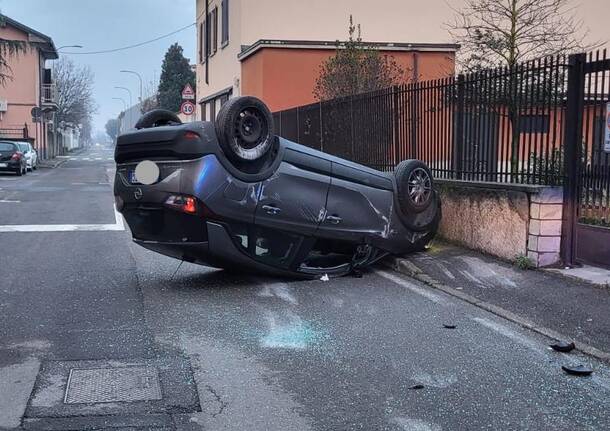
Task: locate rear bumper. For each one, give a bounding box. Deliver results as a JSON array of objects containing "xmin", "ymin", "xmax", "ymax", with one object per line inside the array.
[{"xmin": 0, "ymin": 160, "xmax": 21, "ymax": 171}]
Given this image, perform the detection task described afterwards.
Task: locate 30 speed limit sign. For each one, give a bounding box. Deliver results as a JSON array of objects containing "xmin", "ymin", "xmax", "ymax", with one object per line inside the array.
[{"xmin": 180, "ymin": 101, "xmax": 195, "ymax": 116}]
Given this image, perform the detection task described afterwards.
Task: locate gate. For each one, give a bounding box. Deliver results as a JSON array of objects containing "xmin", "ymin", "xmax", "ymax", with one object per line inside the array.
[{"xmin": 563, "ymin": 51, "xmax": 610, "ymax": 269}]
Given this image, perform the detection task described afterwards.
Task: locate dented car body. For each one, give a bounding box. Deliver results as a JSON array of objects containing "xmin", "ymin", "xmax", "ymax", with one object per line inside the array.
[{"xmin": 114, "ymin": 97, "xmax": 440, "ymax": 278}]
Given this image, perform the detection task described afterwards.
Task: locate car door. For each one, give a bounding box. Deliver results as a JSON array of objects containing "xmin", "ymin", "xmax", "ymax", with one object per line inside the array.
[
  {"xmin": 317, "ymin": 162, "xmax": 395, "ymax": 242},
  {"xmin": 254, "ymin": 152, "xmax": 331, "ymax": 236}
]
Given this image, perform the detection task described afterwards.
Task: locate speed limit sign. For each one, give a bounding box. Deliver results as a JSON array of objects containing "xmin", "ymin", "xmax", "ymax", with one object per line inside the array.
[{"xmin": 180, "ymin": 101, "xmax": 195, "ymax": 116}]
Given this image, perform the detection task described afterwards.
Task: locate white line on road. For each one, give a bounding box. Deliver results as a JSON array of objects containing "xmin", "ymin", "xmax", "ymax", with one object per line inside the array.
[
  {"xmin": 376, "ymin": 270, "xmax": 446, "ymax": 304},
  {"xmin": 0, "ymin": 205, "xmax": 125, "ymax": 233},
  {"xmin": 0, "ymin": 199, "xmax": 20, "ymax": 203},
  {"xmin": 472, "ymin": 317, "xmax": 542, "ymax": 353}
]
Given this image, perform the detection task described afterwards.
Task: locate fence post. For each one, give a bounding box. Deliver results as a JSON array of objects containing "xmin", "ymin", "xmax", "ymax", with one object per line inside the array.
[
  {"xmin": 393, "ymin": 86, "xmax": 400, "ymax": 167},
  {"xmin": 560, "ymin": 53, "xmax": 586, "ymax": 267},
  {"xmin": 410, "ymin": 83, "xmax": 418, "ymax": 158},
  {"xmin": 319, "ymin": 101, "xmax": 323, "ymax": 152},
  {"xmin": 454, "ymin": 74, "xmax": 465, "ymax": 180}
]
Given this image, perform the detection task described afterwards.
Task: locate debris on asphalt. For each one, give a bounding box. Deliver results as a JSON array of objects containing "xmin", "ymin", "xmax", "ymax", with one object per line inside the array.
[
  {"xmin": 550, "ymin": 341, "xmax": 576, "ymax": 352},
  {"xmin": 561, "ymin": 365, "xmax": 593, "ymax": 376},
  {"xmin": 320, "ymin": 274, "xmax": 329, "ymax": 282},
  {"xmin": 409, "ymin": 384, "xmax": 425, "ymax": 390},
  {"xmin": 443, "ymin": 324, "xmax": 457, "ymax": 329}
]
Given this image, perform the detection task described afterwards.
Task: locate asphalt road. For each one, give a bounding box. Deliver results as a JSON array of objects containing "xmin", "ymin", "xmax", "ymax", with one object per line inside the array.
[{"xmin": 1, "ymin": 148, "xmax": 610, "ymax": 430}]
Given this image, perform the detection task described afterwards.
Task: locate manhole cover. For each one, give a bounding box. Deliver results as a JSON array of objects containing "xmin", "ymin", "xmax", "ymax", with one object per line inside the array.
[{"xmin": 64, "ymin": 366, "xmax": 162, "ymax": 404}]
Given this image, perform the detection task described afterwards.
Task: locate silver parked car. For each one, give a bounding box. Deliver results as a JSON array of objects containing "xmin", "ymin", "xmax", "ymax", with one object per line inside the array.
[{"xmin": 17, "ymin": 142, "xmax": 38, "ymax": 171}]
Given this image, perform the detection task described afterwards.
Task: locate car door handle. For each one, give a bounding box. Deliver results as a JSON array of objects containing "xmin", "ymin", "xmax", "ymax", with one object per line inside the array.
[
  {"xmin": 262, "ymin": 204, "xmax": 281, "ymax": 215},
  {"xmin": 326, "ymin": 215, "xmax": 342, "ymax": 224}
]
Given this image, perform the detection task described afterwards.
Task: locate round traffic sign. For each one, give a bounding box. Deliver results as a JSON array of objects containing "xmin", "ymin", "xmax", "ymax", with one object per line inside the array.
[{"xmin": 180, "ymin": 101, "xmax": 195, "ymax": 116}]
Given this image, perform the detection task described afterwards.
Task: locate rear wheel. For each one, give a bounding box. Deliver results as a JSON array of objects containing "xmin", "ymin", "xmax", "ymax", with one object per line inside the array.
[
  {"xmin": 215, "ymin": 96, "xmax": 274, "ymax": 163},
  {"xmin": 135, "ymin": 109, "xmax": 182, "ymax": 129}
]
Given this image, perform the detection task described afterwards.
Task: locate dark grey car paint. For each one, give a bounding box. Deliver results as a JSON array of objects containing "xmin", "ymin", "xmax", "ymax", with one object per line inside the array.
[{"xmin": 115, "ymin": 121, "xmax": 437, "ymax": 278}]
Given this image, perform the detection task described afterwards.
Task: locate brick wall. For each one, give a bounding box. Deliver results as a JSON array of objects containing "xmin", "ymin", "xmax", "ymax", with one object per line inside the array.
[{"xmin": 527, "ymin": 188, "xmax": 564, "ymax": 267}]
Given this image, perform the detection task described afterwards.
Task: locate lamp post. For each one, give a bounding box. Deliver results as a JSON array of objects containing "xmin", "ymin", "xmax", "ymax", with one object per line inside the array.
[
  {"xmin": 112, "ymin": 97, "xmax": 127, "ymax": 135},
  {"xmin": 120, "ymin": 70, "xmax": 143, "ymax": 106},
  {"xmin": 114, "ymin": 86, "xmax": 133, "ymax": 129}
]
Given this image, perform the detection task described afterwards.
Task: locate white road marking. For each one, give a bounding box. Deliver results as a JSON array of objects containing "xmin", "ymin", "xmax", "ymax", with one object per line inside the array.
[
  {"xmin": 472, "ymin": 317, "xmax": 542, "ymax": 353},
  {"xmin": 0, "ymin": 199, "xmax": 20, "ymax": 203},
  {"xmin": 95, "ymin": 157, "xmax": 102, "ymax": 160},
  {"xmin": 0, "ymin": 205, "xmax": 124, "ymax": 233},
  {"xmin": 376, "ymin": 270, "xmax": 445, "ymax": 304}
]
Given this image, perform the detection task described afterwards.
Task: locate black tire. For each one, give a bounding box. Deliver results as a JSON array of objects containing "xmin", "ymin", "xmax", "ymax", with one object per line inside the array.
[
  {"xmin": 411, "ymin": 203, "xmax": 442, "ymax": 251},
  {"xmin": 135, "ymin": 109, "xmax": 182, "ymax": 129},
  {"xmin": 15, "ymin": 166, "xmax": 22, "ymax": 176},
  {"xmin": 395, "ymin": 160, "xmax": 434, "ymax": 215},
  {"xmin": 215, "ymin": 96, "xmax": 274, "ymax": 162}
]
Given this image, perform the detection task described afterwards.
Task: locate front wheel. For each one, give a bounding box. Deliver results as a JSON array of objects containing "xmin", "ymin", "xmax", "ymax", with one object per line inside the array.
[{"xmin": 395, "ymin": 160, "xmax": 434, "ymax": 215}]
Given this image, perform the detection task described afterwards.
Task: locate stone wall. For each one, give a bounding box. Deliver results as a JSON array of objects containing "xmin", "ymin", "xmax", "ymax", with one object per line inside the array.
[{"xmin": 435, "ymin": 179, "xmax": 563, "ymax": 267}]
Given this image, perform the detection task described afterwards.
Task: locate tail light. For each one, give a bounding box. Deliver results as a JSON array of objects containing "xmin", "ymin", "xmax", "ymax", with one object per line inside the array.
[
  {"xmin": 183, "ymin": 131, "xmax": 200, "ymax": 140},
  {"xmin": 164, "ymin": 194, "xmax": 216, "ymax": 218},
  {"xmin": 11, "ymin": 152, "xmax": 22, "ymax": 160}
]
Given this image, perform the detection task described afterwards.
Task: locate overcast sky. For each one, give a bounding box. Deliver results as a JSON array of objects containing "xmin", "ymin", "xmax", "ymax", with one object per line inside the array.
[{"xmin": 0, "ymin": 0, "xmax": 196, "ymax": 134}]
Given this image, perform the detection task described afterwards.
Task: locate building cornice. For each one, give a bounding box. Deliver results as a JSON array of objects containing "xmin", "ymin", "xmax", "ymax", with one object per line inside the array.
[{"xmin": 238, "ymin": 39, "xmax": 460, "ymax": 61}]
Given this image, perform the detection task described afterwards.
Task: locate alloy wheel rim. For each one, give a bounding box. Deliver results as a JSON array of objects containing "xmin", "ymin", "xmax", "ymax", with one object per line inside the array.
[{"xmin": 407, "ymin": 168, "xmax": 432, "ymax": 206}]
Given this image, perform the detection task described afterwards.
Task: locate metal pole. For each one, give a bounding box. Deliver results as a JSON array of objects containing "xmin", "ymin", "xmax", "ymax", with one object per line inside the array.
[
  {"xmin": 120, "ymin": 70, "xmax": 143, "ymax": 108},
  {"xmin": 114, "ymin": 86, "xmax": 133, "ymax": 128},
  {"xmin": 560, "ymin": 53, "xmax": 586, "ymax": 267}
]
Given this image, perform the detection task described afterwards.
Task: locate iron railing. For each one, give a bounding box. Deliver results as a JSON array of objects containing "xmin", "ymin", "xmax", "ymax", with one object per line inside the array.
[
  {"xmin": 274, "ymin": 54, "xmax": 580, "ymax": 186},
  {"xmin": 41, "ymin": 83, "xmax": 56, "ymax": 105},
  {"xmin": 0, "ymin": 124, "xmax": 29, "ymax": 139}
]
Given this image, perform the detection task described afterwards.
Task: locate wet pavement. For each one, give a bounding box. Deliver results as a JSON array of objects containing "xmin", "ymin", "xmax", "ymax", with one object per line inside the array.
[{"xmin": 1, "ymin": 149, "xmax": 610, "ymax": 430}]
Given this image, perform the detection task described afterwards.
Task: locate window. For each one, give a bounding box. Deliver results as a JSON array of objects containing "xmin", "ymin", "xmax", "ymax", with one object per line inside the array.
[
  {"xmin": 198, "ymin": 22, "xmax": 204, "ymax": 63},
  {"xmin": 209, "ymin": 100, "xmax": 216, "ymax": 120},
  {"xmin": 221, "ymin": 0, "xmax": 229, "ymax": 46},
  {"xmin": 211, "ymin": 7, "xmax": 218, "ymax": 54},
  {"xmin": 518, "ymin": 115, "xmax": 550, "ymax": 134},
  {"xmin": 205, "ymin": 15, "xmax": 211, "ymax": 58}
]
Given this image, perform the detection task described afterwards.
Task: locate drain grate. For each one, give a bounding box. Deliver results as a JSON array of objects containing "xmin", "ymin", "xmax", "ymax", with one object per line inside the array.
[{"xmin": 64, "ymin": 366, "xmax": 162, "ymax": 404}]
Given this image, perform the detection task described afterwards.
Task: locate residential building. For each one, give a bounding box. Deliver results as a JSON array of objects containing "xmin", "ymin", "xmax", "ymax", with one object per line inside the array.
[
  {"xmin": 195, "ymin": 0, "xmax": 459, "ymax": 121},
  {"xmin": 0, "ymin": 14, "xmax": 59, "ymax": 159}
]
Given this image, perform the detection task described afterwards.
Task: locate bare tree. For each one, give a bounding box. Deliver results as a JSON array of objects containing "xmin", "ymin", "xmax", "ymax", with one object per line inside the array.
[
  {"xmin": 448, "ymin": 0, "xmax": 597, "ymax": 71},
  {"xmin": 140, "ymin": 79, "xmax": 159, "ymax": 114},
  {"xmin": 448, "ymin": 0, "xmax": 601, "ymax": 176},
  {"xmin": 0, "ymin": 15, "xmax": 26, "ymax": 86},
  {"xmin": 313, "ymin": 16, "xmax": 407, "ymax": 101},
  {"xmin": 54, "ymin": 57, "xmax": 97, "ymax": 133}
]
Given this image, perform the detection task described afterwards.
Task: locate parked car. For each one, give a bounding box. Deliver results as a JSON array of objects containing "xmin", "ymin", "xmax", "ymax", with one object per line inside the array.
[
  {"xmin": 17, "ymin": 142, "xmax": 37, "ymax": 171},
  {"xmin": 0, "ymin": 141, "xmax": 28, "ymax": 176},
  {"xmin": 114, "ymin": 96, "xmax": 441, "ymax": 279}
]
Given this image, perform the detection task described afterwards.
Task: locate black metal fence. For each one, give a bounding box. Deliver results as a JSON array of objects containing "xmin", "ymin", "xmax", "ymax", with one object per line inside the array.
[
  {"xmin": 273, "ymin": 54, "xmax": 581, "ymax": 185},
  {"xmin": 0, "ymin": 124, "xmax": 29, "ymax": 140}
]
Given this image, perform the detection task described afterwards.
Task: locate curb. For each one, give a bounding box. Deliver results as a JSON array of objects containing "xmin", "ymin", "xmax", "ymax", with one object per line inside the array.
[
  {"xmin": 387, "ymin": 256, "xmax": 610, "ymax": 364},
  {"xmin": 38, "ymin": 158, "xmax": 68, "ymax": 169}
]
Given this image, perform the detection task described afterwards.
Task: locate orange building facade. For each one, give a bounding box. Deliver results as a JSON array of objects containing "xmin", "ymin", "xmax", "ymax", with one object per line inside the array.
[
  {"xmin": 239, "ymin": 41, "xmax": 457, "ymax": 113},
  {"xmin": 0, "ymin": 15, "xmax": 58, "ymax": 159}
]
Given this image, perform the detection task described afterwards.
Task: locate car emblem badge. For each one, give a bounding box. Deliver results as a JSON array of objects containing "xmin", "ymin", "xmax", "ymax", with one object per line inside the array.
[{"xmin": 134, "ymin": 188, "xmax": 143, "ymax": 200}]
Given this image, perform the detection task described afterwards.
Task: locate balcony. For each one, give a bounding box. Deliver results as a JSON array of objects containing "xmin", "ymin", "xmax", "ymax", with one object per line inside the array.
[{"xmin": 41, "ymin": 83, "xmax": 58, "ymax": 110}]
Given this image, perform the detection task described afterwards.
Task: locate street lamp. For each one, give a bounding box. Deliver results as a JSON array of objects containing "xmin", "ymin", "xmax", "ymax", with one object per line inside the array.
[
  {"xmin": 57, "ymin": 45, "xmax": 83, "ymax": 51},
  {"xmin": 114, "ymin": 86, "xmax": 133, "ymax": 128},
  {"xmin": 120, "ymin": 70, "xmax": 143, "ymax": 105},
  {"xmin": 112, "ymin": 97, "xmax": 127, "ymax": 135}
]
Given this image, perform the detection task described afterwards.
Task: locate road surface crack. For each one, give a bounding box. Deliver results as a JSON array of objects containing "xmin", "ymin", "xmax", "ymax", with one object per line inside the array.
[{"xmin": 205, "ymin": 384, "xmax": 227, "ymax": 417}]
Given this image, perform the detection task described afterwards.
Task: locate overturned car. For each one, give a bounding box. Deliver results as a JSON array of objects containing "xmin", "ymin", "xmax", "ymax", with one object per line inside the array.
[{"xmin": 114, "ymin": 96, "xmax": 440, "ymax": 278}]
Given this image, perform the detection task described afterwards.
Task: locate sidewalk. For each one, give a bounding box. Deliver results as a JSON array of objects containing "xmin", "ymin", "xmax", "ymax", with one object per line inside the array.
[{"xmin": 389, "ymin": 241, "xmax": 610, "ymax": 361}]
